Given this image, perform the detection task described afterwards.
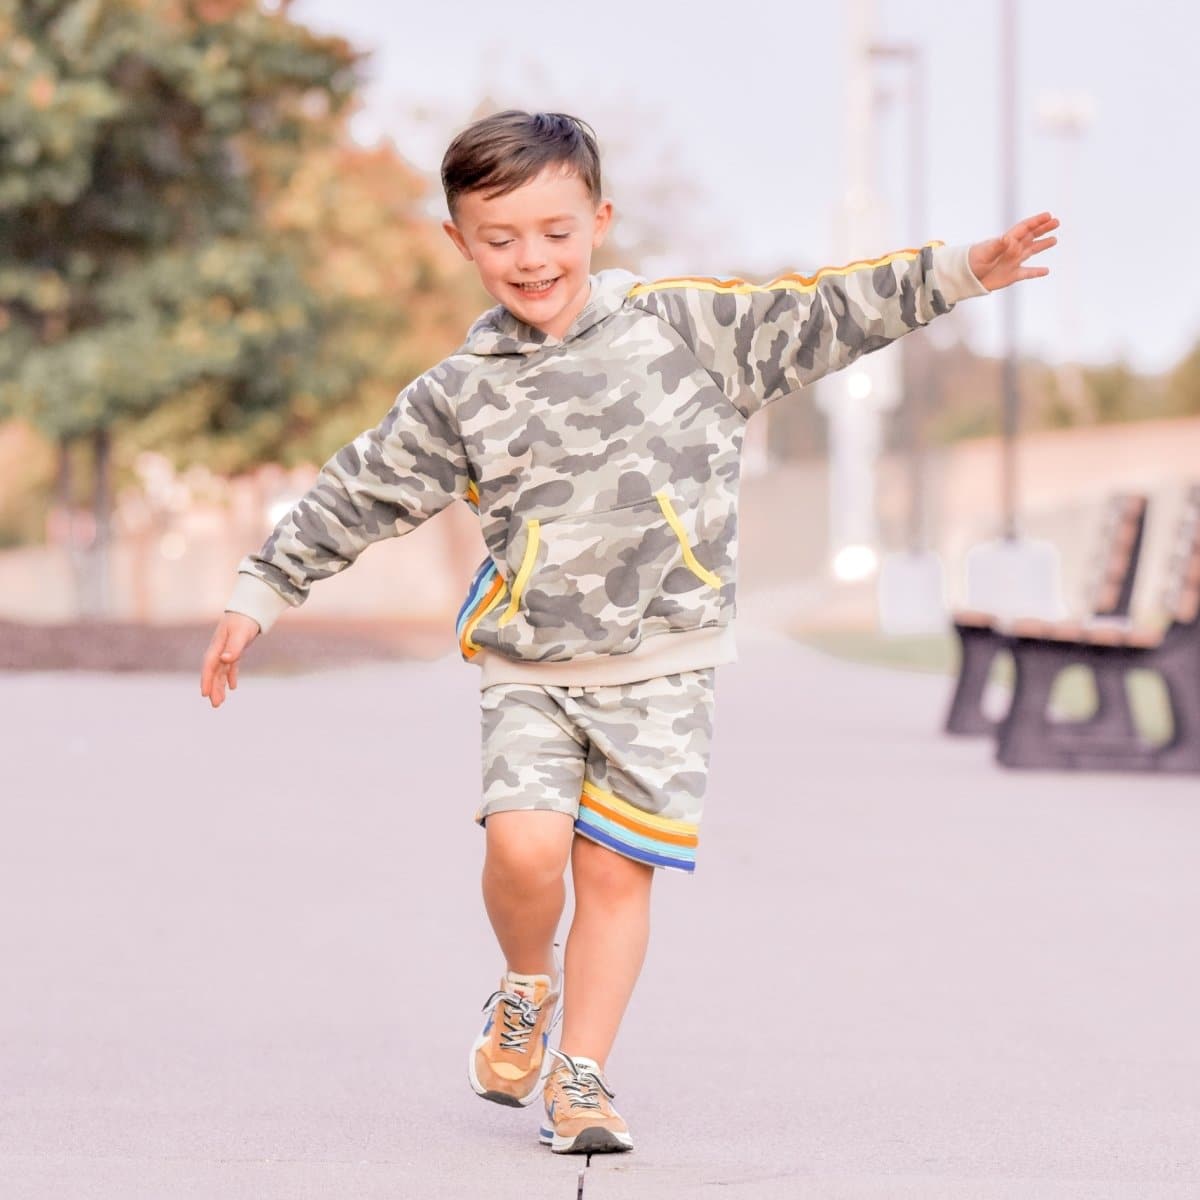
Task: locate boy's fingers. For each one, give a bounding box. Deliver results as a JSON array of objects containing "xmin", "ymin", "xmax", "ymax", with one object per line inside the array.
[
  {"xmin": 1026, "ymin": 215, "xmax": 1058, "ymax": 240},
  {"xmin": 1004, "ymin": 233, "xmax": 1055, "ymax": 268},
  {"xmin": 1007, "ymin": 214, "xmax": 1054, "ymax": 245},
  {"xmin": 202, "ymin": 615, "xmax": 257, "ymax": 703},
  {"xmin": 1016, "ymin": 210, "xmax": 1052, "ymax": 233},
  {"xmin": 201, "ymin": 631, "xmax": 227, "ymax": 696}
]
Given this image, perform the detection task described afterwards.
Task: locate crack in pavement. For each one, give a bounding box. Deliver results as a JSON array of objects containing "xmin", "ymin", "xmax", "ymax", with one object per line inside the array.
[{"xmin": 572, "ymin": 1154, "xmax": 593, "ymax": 1197}]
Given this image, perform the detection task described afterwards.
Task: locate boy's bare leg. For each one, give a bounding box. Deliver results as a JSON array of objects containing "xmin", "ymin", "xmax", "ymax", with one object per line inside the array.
[
  {"xmin": 481, "ymin": 810, "xmax": 575, "ymax": 976},
  {"xmin": 558, "ymin": 836, "xmax": 654, "ymax": 1070}
]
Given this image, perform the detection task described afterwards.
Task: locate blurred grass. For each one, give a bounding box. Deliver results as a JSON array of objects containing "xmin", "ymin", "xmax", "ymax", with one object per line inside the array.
[
  {"xmin": 797, "ymin": 630, "xmax": 958, "ymax": 675},
  {"xmin": 794, "ymin": 628, "xmax": 1172, "ymax": 744}
]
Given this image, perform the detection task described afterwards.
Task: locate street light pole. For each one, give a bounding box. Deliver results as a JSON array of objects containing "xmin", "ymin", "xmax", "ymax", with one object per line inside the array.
[
  {"xmin": 821, "ymin": 0, "xmax": 900, "ymax": 586},
  {"xmin": 1037, "ymin": 91, "xmax": 1094, "ymax": 416},
  {"xmin": 909, "ymin": 50, "xmax": 927, "ymax": 553},
  {"xmin": 869, "ymin": 41, "xmax": 926, "ymax": 553},
  {"xmin": 962, "ymin": 0, "xmax": 1064, "ymax": 624},
  {"xmin": 870, "ymin": 40, "xmax": 952, "ymax": 634},
  {"xmin": 1000, "ymin": 0, "xmax": 1019, "ymax": 540}
]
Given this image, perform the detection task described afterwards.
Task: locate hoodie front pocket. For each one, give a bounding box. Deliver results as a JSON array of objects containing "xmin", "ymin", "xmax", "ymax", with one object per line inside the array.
[
  {"xmin": 654, "ymin": 491, "xmax": 722, "ymax": 590},
  {"xmin": 493, "ymin": 492, "xmax": 726, "ymax": 659},
  {"xmin": 498, "ymin": 519, "xmax": 540, "ymax": 629}
]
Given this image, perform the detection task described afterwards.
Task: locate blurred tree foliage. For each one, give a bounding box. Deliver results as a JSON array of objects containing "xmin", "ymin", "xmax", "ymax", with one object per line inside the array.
[
  {"xmin": 1163, "ymin": 339, "xmax": 1200, "ymax": 420},
  {"xmin": 0, "ymin": 0, "xmax": 480, "ymax": 581},
  {"xmin": 0, "ymin": 0, "xmax": 356, "ymax": 599},
  {"xmin": 0, "ymin": 419, "xmax": 56, "ymax": 547},
  {"xmin": 0, "ymin": 0, "xmax": 363, "ymax": 450},
  {"xmin": 120, "ymin": 135, "xmax": 480, "ymax": 473},
  {"xmin": 892, "ymin": 333, "xmax": 1199, "ymax": 459}
]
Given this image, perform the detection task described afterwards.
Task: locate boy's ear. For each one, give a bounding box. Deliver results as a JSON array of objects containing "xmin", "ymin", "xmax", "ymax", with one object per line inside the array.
[
  {"xmin": 442, "ymin": 220, "xmax": 474, "ymax": 261},
  {"xmin": 592, "ymin": 200, "xmax": 614, "ymax": 248}
]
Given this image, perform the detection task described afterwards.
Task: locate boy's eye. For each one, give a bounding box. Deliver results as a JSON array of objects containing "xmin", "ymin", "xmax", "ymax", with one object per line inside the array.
[
  {"xmin": 487, "ymin": 239, "xmax": 513, "ymax": 249},
  {"xmin": 546, "ymin": 233, "xmax": 570, "ymax": 240}
]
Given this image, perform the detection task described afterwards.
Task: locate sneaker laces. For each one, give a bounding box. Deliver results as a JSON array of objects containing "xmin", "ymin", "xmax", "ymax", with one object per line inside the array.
[
  {"xmin": 482, "ymin": 989, "xmax": 543, "ymax": 1054},
  {"xmin": 547, "ymin": 1047, "xmax": 615, "ymax": 1110}
]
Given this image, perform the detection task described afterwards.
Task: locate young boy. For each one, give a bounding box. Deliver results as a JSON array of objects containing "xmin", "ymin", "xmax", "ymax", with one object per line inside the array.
[{"xmin": 200, "ymin": 110, "xmax": 1056, "ymax": 1155}]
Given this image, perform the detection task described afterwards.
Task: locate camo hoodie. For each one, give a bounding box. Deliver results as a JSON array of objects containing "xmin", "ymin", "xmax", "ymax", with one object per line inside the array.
[{"xmin": 227, "ymin": 242, "xmax": 987, "ymax": 687}]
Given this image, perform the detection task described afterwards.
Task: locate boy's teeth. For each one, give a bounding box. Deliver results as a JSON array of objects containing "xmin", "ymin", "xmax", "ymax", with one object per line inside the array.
[{"xmin": 519, "ymin": 279, "xmax": 555, "ymax": 292}]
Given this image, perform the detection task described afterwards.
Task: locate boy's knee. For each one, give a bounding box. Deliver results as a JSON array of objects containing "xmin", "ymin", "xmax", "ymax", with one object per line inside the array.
[
  {"xmin": 484, "ymin": 809, "xmax": 573, "ymax": 887},
  {"xmin": 572, "ymin": 835, "xmax": 653, "ymax": 899}
]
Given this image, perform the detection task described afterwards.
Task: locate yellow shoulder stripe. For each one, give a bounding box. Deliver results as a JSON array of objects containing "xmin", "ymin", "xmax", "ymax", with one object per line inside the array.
[{"xmin": 627, "ymin": 241, "xmax": 943, "ymax": 298}]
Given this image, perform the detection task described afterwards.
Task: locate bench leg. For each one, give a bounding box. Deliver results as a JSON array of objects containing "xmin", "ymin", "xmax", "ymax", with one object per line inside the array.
[
  {"xmin": 1082, "ymin": 663, "xmax": 1138, "ymax": 740},
  {"xmin": 945, "ymin": 627, "xmax": 1002, "ymax": 735},
  {"xmin": 1155, "ymin": 644, "xmax": 1200, "ymax": 772},
  {"xmin": 996, "ymin": 642, "xmax": 1073, "ymax": 769}
]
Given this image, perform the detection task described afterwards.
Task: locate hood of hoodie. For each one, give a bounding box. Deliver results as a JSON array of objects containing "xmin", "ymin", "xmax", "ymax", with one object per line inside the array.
[{"xmin": 461, "ymin": 268, "xmax": 643, "ymax": 357}]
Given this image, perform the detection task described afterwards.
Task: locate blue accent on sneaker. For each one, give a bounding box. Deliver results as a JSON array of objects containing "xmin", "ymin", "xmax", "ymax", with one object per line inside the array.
[{"xmin": 483, "ymin": 1013, "xmax": 494, "ymax": 1035}]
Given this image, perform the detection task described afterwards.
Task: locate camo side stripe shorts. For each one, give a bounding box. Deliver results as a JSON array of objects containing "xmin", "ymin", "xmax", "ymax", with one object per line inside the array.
[{"xmin": 477, "ymin": 668, "xmax": 716, "ymax": 874}]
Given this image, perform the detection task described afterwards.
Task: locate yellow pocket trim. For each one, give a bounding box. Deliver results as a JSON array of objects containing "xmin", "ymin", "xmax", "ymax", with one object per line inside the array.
[
  {"xmin": 655, "ymin": 492, "xmax": 722, "ymax": 590},
  {"xmin": 498, "ymin": 519, "xmax": 540, "ymax": 627}
]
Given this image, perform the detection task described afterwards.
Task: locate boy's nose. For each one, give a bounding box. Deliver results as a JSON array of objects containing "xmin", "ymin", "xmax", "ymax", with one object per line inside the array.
[{"xmin": 515, "ymin": 240, "xmax": 547, "ymax": 271}]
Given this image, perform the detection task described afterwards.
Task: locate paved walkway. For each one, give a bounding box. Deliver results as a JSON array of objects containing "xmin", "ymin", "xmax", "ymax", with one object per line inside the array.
[{"xmin": 3, "ymin": 633, "xmax": 1198, "ymax": 1198}]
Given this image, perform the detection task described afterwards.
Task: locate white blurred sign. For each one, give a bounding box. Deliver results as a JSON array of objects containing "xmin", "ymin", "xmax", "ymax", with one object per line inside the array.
[
  {"xmin": 878, "ymin": 549, "xmax": 947, "ymax": 634},
  {"xmin": 964, "ymin": 537, "xmax": 1065, "ymax": 622}
]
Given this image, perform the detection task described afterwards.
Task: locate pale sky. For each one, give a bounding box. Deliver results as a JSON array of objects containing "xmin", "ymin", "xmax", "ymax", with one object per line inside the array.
[{"xmin": 293, "ymin": 0, "xmax": 1197, "ymax": 374}]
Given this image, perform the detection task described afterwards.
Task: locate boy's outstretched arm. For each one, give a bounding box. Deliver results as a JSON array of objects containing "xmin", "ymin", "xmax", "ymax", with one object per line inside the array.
[
  {"xmin": 629, "ymin": 212, "xmax": 1058, "ymax": 418},
  {"xmin": 197, "ymin": 366, "xmax": 470, "ymax": 707}
]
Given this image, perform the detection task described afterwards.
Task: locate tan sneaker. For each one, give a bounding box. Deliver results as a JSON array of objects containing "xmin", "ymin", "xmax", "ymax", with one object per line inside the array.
[
  {"xmin": 468, "ymin": 965, "xmax": 561, "ymax": 1107},
  {"xmin": 538, "ymin": 1049, "xmax": 633, "ymax": 1154}
]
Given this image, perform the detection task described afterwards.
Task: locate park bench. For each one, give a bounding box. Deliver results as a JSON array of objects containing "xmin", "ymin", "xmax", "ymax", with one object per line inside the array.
[
  {"xmin": 944, "ymin": 492, "xmax": 1148, "ymax": 736},
  {"xmin": 994, "ymin": 484, "xmax": 1200, "ymax": 772}
]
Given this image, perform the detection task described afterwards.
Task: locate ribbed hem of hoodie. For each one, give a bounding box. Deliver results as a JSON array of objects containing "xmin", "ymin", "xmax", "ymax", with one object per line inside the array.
[
  {"xmin": 477, "ymin": 625, "xmax": 737, "ymax": 690},
  {"xmin": 931, "ymin": 243, "xmax": 988, "ymax": 304},
  {"xmin": 225, "ymin": 572, "xmax": 292, "ymax": 634}
]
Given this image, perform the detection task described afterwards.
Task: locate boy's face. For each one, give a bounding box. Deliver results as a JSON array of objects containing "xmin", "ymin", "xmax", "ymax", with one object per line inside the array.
[{"xmin": 443, "ymin": 165, "xmax": 613, "ymax": 340}]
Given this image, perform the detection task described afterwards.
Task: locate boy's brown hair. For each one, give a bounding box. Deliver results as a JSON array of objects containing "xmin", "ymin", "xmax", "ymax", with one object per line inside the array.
[{"xmin": 440, "ymin": 110, "xmax": 602, "ymax": 217}]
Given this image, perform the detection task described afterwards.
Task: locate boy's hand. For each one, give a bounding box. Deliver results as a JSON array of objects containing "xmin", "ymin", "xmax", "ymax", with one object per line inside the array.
[
  {"xmin": 200, "ymin": 612, "xmax": 261, "ymax": 709},
  {"xmin": 968, "ymin": 211, "xmax": 1059, "ymax": 291}
]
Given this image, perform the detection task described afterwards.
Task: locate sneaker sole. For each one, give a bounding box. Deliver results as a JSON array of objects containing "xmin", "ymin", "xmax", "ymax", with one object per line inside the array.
[{"xmin": 538, "ymin": 1125, "xmax": 634, "ymax": 1154}]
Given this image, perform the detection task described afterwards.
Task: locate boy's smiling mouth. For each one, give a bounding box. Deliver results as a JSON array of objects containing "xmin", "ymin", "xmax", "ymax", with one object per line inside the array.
[{"xmin": 513, "ymin": 277, "xmax": 560, "ymax": 295}]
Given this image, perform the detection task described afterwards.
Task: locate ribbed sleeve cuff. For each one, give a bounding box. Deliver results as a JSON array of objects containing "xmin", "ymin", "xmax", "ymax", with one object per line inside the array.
[
  {"xmin": 225, "ymin": 573, "xmax": 292, "ymax": 635},
  {"xmin": 931, "ymin": 243, "xmax": 988, "ymax": 304}
]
